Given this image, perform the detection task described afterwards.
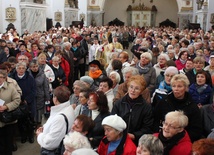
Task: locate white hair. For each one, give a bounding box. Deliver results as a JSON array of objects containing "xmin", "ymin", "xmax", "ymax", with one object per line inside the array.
[
  {"xmin": 109, "ymin": 71, "xmax": 121, "ymax": 84},
  {"xmin": 63, "ymin": 131, "xmax": 91, "ymax": 150}
]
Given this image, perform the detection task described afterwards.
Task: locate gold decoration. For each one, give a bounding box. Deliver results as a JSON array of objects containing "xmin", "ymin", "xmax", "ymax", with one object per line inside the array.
[
  {"xmin": 5, "ymin": 7, "xmax": 16, "ymax": 23},
  {"xmin": 55, "ymin": 12, "xmax": 62, "ymax": 21}
]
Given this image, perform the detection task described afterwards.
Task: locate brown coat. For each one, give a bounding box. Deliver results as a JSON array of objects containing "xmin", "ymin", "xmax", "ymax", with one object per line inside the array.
[{"xmin": 0, "ymin": 81, "xmax": 21, "ymax": 127}]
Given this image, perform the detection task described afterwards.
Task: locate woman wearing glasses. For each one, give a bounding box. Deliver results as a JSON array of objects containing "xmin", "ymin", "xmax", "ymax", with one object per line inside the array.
[
  {"xmin": 153, "ymin": 74, "xmax": 202, "ymax": 142},
  {"xmin": 111, "ymin": 75, "xmax": 153, "ymax": 145},
  {"xmin": 154, "ymin": 111, "xmax": 192, "ymax": 155}
]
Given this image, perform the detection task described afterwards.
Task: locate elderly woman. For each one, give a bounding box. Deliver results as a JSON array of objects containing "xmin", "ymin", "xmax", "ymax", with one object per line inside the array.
[
  {"xmin": 0, "ymin": 70, "xmax": 21, "ymax": 155},
  {"xmin": 63, "ymin": 131, "xmax": 91, "ymax": 155},
  {"xmin": 153, "ymin": 53, "xmax": 169, "ymax": 78},
  {"xmin": 80, "ymin": 75, "xmax": 97, "ymax": 92},
  {"xmin": 36, "ymin": 86, "xmax": 75, "ymax": 154},
  {"xmin": 136, "ymin": 134, "xmax": 163, "ymax": 155},
  {"xmin": 154, "ymin": 111, "xmax": 192, "ymax": 155},
  {"xmin": 189, "ymin": 70, "xmax": 212, "ymax": 108},
  {"xmin": 175, "ymin": 49, "xmax": 188, "ymax": 70},
  {"xmin": 87, "ymin": 91, "xmax": 110, "ymax": 149},
  {"xmin": 28, "ymin": 60, "xmax": 50, "ymax": 125},
  {"xmin": 37, "ymin": 53, "xmax": 55, "ymax": 91},
  {"xmin": 112, "ymin": 75, "xmax": 153, "ymax": 145},
  {"xmin": 109, "ymin": 71, "xmax": 121, "ymax": 97},
  {"xmin": 153, "ymin": 74, "xmax": 202, "ymax": 142},
  {"xmin": 70, "ymin": 80, "xmax": 89, "ymax": 108},
  {"xmin": 135, "ymin": 52, "xmax": 156, "ymax": 93},
  {"xmin": 74, "ymin": 91, "xmax": 90, "ymax": 117},
  {"xmin": 98, "ymin": 115, "xmax": 136, "ymax": 155},
  {"xmin": 152, "ymin": 66, "xmax": 178, "ymax": 108},
  {"xmin": 50, "ymin": 56, "xmax": 66, "ymax": 89},
  {"xmin": 12, "ymin": 62, "xmax": 36, "ymax": 143}
]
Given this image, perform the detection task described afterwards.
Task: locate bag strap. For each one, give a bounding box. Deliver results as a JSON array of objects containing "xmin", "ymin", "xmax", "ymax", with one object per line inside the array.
[{"xmin": 60, "ymin": 113, "xmax": 68, "ymax": 134}]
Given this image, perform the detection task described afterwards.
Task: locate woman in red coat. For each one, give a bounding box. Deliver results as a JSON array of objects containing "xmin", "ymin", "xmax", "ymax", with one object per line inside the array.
[
  {"xmin": 154, "ymin": 111, "xmax": 192, "ymax": 155},
  {"xmin": 98, "ymin": 115, "xmax": 136, "ymax": 155},
  {"xmin": 175, "ymin": 50, "xmax": 188, "ymax": 70}
]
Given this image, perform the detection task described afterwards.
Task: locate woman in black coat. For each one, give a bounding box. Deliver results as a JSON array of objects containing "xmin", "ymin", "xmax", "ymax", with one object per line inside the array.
[
  {"xmin": 153, "ymin": 74, "xmax": 202, "ymax": 142},
  {"xmin": 111, "ymin": 75, "xmax": 153, "ymax": 145},
  {"xmin": 87, "ymin": 91, "xmax": 109, "ymax": 149},
  {"xmin": 50, "ymin": 56, "xmax": 66, "ymax": 89}
]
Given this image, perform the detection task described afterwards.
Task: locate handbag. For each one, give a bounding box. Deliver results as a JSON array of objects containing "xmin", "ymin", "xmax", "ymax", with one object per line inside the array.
[{"xmin": 0, "ymin": 102, "xmax": 29, "ymax": 123}]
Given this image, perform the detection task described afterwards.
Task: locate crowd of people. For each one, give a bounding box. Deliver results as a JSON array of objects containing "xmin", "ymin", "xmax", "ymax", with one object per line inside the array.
[{"xmin": 1, "ymin": 25, "xmax": 214, "ymax": 155}]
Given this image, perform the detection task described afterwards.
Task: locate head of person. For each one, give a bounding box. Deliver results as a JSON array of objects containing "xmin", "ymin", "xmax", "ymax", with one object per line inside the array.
[
  {"xmin": 80, "ymin": 76, "xmax": 94, "ymax": 87},
  {"xmin": 37, "ymin": 53, "xmax": 47, "ymax": 65},
  {"xmin": 193, "ymin": 57, "xmax": 205, "ymax": 72},
  {"xmin": 102, "ymin": 114, "xmax": 127, "ymax": 142},
  {"xmin": 170, "ymin": 74, "xmax": 190, "ymax": 99},
  {"xmin": 0, "ymin": 70, "xmax": 7, "ymax": 85},
  {"xmin": 63, "ymin": 42, "xmax": 71, "ymax": 51},
  {"xmin": 19, "ymin": 43, "xmax": 27, "ymax": 52},
  {"xmin": 63, "ymin": 131, "xmax": 91, "ymax": 155},
  {"xmin": 4, "ymin": 46, "xmax": 10, "ymax": 55},
  {"xmin": 31, "ymin": 43, "xmax": 39, "ymax": 51},
  {"xmin": 73, "ymin": 80, "xmax": 89, "ymax": 96},
  {"xmin": 53, "ymin": 85, "xmax": 71, "ymax": 105},
  {"xmin": 127, "ymin": 75, "xmax": 147, "ymax": 99},
  {"xmin": 137, "ymin": 134, "xmax": 163, "ymax": 155},
  {"xmin": 47, "ymin": 45, "xmax": 55, "ymax": 53},
  {"xmin": 71, "ymin": 115, "xmax": 95, "ymax": 135},
  {"xmin": 196, "ymin": 49, "xmax": 204, "ymax": 57},
  {"xmin": 109, "ymin": 71, "xmax": 121, "ymax": 87},
  {"xmin": 187, "ymin": 45, "xmax": 195, "ymax": 54},
  {"xmin": 29, "ymin": 59, "xmax": 39, "ymax": 73},
  {"xmin": 164, "ymin": 66, "xmax": 178, "ymax": 85},
  {"xmin": 162, "ymin": 111, "xmax": 188, "ymax": 139},
  {"xmin": 185, "ymin": 58, "xmax": 194, "ymax": 70},
  {"xmin": 52, "ymin": 56, "xmax": 60, "ymax": 67},
  {"xmin": 98, "ymin": 77, "xmax": 113, "ymax": 93},
  {"xmin": 89, "ymin": 60, "xmax": 101, "ymax": 73},
  {"xmin": 132, "ymin": 52, "xmax": 141, "ymax": 64},
  {"xmin": 122, "ymin": 66, "xmax": 139, "ymax": 82},
  {"xmin": 158, "ymin": 53, "xmax": 170, "ymax": 66},
  {"xmin": 178, "ymin": 50, "xmax": 188, "ymax": 61},
  {"xmin": 192, "ymin": 138, "xmax": 214, "ymax": 155},
  {"xmin": 8, "ymin": 56, "xmax": 18, "ymax": 70},
  {"xmin": 0, "ymin": 63, "xmax": 10, "ymax": 76},
  {"xmin": 152, "ymin": 47, "xmax": 160, "ymax": 57},
  {"xmin": 71, "ymin": 148, "xmax": 98, "ymax": 155},
  {"xmin": 140, "ymin": 52, "xmax": 152, "ymax": 66},
  {"xmin": 195, "ymin": 70, "xmax": 209, "ymax": 86},
  {"xmin": 79, "ymin": 90, "xmax": 89, "ymax": 105},
  {"xmin": 88, "ymin": 91, "xmax": 109, "ymax": 113},
  {"xmin": 167, "ymin": 49, "xmax": 175, "ymax": 60},
  {"xmin": 209, "ymin": 55, "xmax": 214, "ymax": 67},
  {"xmin": 17, "ymin": 55, "xmax": 29, "ymax": 66},
  {"xmin": 16, "ymin": 62, "xmax": 27, "ymax": 76},
  {"xmin": 118, "ymin": 51, "xmax": 129, "ymax": 64},
  {"xmin": 111, "ymin": 59, "xmax": 122, "ymax": 71}
]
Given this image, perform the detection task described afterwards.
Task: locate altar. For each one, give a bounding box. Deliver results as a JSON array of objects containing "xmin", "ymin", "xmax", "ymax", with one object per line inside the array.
[{"xmin": 127, "ymin": 3, "xmax": 157, "ymax": 27}]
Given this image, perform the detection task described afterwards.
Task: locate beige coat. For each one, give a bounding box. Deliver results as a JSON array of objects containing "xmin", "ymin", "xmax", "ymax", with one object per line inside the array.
[{"xmin": 0, "ymin": 81, "xmax": 21, "ymax": 127}]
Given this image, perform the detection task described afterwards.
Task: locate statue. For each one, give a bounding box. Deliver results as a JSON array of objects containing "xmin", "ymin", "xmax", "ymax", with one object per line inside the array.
[{"xmin": 74, "ymin": 0, "xmax": 78, "ymax": 8}]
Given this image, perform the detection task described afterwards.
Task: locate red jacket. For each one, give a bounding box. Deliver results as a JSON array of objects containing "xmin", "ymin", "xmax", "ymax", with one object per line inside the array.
[
  {"xmin": 60, "ymin": 57, "xmax": 70, "ymax": 86},
  {"xmin": 154, "ymin": 131, "xmax": 192, "ymax": 155},
  {"xmin": 175, "ymin": 59, "xmax": 186, "ymax": 70},
  {"xmin": 98, "ymin": 135, "xmax": 136, "ymax": 155}
]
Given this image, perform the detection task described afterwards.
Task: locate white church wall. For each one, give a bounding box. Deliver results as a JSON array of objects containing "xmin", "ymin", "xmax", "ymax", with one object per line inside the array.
[{"xmin": 104, "ymin": 0, "xmax": 178, "ymax": 26}]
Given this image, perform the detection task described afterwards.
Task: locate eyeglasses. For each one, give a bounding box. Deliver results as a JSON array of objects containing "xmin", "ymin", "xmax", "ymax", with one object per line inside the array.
[
  {"xmin": 73, "ymin": 87, "xmax": 80, "ymax": 90},
  {"xmin": 165, "ymin": 74, "xmax": 174, "ymax": 78},
  {"xmin": 18, "ymin": 59, "xmax": 27, "ymax": 60},
  {"xmin": 0, "ymin": 76, "xmax": 5, "ymax": 79},
  {"xmin": 128, "ymin": 85, "xmax": 141, "ymax": 92},
  {"xmin": 162, "ymin": 121, "xmax": 181, "ymax": 130}
]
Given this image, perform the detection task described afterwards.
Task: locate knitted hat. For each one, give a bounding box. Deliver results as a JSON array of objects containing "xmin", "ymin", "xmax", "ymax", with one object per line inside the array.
[
  {"xmin": 72, "ymin": 148, "xmax": 98, "ymax": 155},
  {"xmin": 80, "ymin": 76, "xmax": 94, "ymax": 86},
  {"xmin": 164, "ymin": 66, "xmax": 178, "ymax": 75},
  {"xmin": 102, "ymin": 114, "xmax": 127, "ymax": 132}
]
